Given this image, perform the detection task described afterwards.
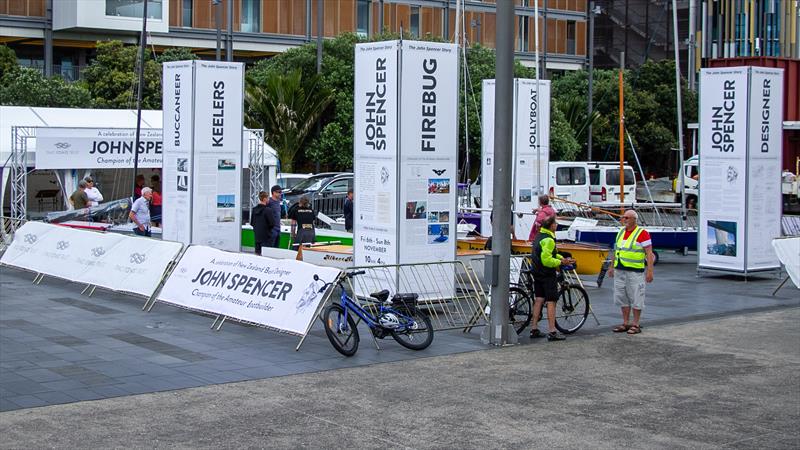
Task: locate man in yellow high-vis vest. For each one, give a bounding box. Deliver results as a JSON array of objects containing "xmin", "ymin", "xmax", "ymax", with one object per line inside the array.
[{"xmin": 606, "ymin": 210, "xmax": 655, "ymax": 335}]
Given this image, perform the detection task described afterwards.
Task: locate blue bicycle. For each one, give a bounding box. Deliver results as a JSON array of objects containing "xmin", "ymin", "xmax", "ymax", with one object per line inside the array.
[{"xmin": 318, "ymin": 270, "xmax": 434, "ymax": 357}]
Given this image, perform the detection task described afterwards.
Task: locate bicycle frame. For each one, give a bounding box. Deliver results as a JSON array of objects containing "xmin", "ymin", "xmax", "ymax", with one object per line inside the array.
[{"xmin": 334, "ymin": 283, "xmax": 418, "ymax": 333}]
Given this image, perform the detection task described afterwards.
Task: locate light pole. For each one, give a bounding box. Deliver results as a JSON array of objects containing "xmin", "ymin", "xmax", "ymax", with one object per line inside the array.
[
  {"xmin": 213, "ymin": 0, "xmax": 221, "ymax": 61},
  {"xmin": 132, "ymin": 0, "xmax": 149, "ymax": 197},
  {"xmin": 588, "ymin": 3, "xmax": 601, "ymax": 161}
]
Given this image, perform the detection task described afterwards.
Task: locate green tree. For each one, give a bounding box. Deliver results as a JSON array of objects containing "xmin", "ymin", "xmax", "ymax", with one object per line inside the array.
[
  {"xmin": 245, "ymin": 69, "xmax": 334, "ymax": 172},
  {"xmin": 82, "ymin": 40, "xmax": 177, "ymax": 110},
  {"xmin": 0, "ymin": 45, "xmax": 18, "ymax": 79},
  {"xmin": 156, "ymin": 47, "xmax": 198, "ymax": 63},
  {"xmin": 0, "ymin": 67, "xmax": 92, "ymax": 107}
]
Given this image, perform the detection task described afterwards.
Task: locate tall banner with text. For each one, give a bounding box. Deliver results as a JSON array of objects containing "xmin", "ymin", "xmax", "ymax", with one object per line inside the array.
[
  {"xmin": 698, "ymin": 67, "xmax": 783, "ymax": 273},
  {"xmin": 353, "ymin": 41, "xmax": 400, "ymax": 268},
  {"xmin": 162, "ymin": 61, "xmax": 195, "ymax": 243},
  {"xmin": 481, "ymin": 79, "xmax": 551, "ymax": 238},
  {"xmin": 398, "ymin": 41, "xmax": 458, "ymax": 298}
]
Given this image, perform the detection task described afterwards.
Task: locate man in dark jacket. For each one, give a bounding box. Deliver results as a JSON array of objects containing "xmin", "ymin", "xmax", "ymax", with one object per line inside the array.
[
  {"xmin": 343, "ymin": 189, "xmax": 354, "ymax": 232},
  {"xmin": 250, "ymin": 191, "xmax": 271, "ymax": 255},
  {"xmin": 266, "ymin": 185, "xmax": 283, "ymax": 248}
]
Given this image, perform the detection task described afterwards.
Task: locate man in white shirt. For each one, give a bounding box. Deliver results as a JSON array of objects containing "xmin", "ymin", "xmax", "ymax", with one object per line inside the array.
[
  {"xmin": 129, "ymin": 187, "xmax": 152, "ymax": 237},
  {"xmin": 84, "ymin": 177, "xmax": 104, "ymax": 207}
]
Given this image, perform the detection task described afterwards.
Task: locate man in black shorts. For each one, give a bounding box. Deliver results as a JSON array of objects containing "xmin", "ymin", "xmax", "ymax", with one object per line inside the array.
[{"xmin": 529, "ymin": 215, "xmax": 574, "ymax": 341}]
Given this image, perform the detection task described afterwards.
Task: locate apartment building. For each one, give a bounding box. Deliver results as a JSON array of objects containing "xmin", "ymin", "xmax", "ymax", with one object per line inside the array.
[{"xmin": 0, "ymin": 0, "xmax": 588, "ymax": 80}]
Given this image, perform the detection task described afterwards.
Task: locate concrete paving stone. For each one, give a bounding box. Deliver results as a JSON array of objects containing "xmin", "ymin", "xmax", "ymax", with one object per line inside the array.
[
  {"xmin": 3, "ymin": 395, "xmax": 48, "ymax": 409},
  {"xmin": 88, "ymin": 385, "xmax": 132, "ymax": 398},
  {"xmin": 40, "ymin": 379, "xmax": 88, "ymax": 391},
  {"xmin": 32, "ymin": 391, "xmax": 80, "ymax": 405},
  {"xmin": 2, "ymin": 380, "xmax": 50, "ymax": 395},
  {"xmin": 60, "ymin": 388, "xmax": 105, "ymax": 402},
  {"xmin": 15, "ymin": 368, "xmax": 67, "ymax": 383}
]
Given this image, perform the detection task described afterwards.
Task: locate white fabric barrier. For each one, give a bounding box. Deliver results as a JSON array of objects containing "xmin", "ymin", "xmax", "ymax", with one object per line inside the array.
[
  {"xmin": 772, "ymin": 237, "xmax": 800, "ymax": 289},
  {"xmin": 0, "ymin": 221, "xmax": 183, "ymax": 297},
  {"xmin": 157, "ymin": 245, "xmax": 341, "ymax": 336}
]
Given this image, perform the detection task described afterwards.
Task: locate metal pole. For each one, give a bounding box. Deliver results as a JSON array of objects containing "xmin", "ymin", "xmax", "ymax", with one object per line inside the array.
[
  {"xmin": 618, "ymin": 51, "xmax": 625, "ymax": 204},
  {"xmin": 306, "ymin": 0, "xmax": 312, "ymax": 41},
  {"xmin": 315, "ymin": 0, "xmax": 323, "ymax": 174},
  {"xmin": 131, "ymin": 0, "xmax": 148, "ymax": 197},
  {"xmin": 534, "ymin": 0, "xmax": 541, "ymax": 195},
  {"xmin": 672, "ymin": 0, "xmax": 687, "ymax": 225},
  {"xmin": 454, "ymin": 0, "xmax": 461, "ymax": 44},
  {"xmin": 487, "ymin": 0, "xmax": 515, "ymax": 346},
  {"xmin": 688, "ymin": 0, "xmax": 697, "ymax": 91},
  {"xmin": 44, "ymin": 0, "xmax": 52, "ymax": 77},
  {"xmin": 226, "ymin": 0, "xmax": 233, "ymax": 61},
  {"xmin": 542, "ymin": 0, "xmax": 547, "ymax": 78},
  {"xmin": 378, "ymin": 0, "xmax": 384, "ymax": 34},
  {"xmin": 588, "ymin": 2, "xmax": 595, "ymax": 160},
  {"xmin": 214, "ymin": 0, "xmax": 221, "ymax": 61}
]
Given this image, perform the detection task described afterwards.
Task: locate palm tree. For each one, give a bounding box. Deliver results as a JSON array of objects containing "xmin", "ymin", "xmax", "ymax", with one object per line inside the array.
[{"xmin": 245, "ymin": 69, "xmax": 333, "ymax": 172}]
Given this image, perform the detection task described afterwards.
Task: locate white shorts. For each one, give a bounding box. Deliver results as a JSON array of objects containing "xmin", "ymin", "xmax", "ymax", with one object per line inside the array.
[{"xmin": 613, "ymin": 269, "xmax": 646, "ymax": 310}]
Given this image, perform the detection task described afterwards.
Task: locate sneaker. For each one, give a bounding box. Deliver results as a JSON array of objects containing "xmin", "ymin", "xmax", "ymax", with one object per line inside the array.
[
  {"xmin": 530, "ymin": 329, "xmax": 544, "ymax": 339},
  {"xmin": 547, "ymin": 331, "xmax": 566, "ymax": 341}
]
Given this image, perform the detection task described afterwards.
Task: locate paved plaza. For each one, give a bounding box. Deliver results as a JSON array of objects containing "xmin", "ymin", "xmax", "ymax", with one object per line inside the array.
[{"xmin": 1, "ymin": 251, "xmax": 797, "ymax": 415}]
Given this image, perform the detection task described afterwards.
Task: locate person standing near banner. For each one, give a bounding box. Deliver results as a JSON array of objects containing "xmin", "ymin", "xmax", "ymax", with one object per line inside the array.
[
  {"xmin": 133, "ymin": 174, "xmax": 146, "ymax": 199},
  {"xmin": 129, "ymin": 187, "xmax": 153, "ymax": 237},
  {"xmin": 250, "ymin": 191, "xmax": 270, "ymax": 256},
  {"xmin": 343, "ymin": 189, "xmax": 354, "ymax": 233},
  {"xmin": 290, "ymin": 195, "xmax": 317, "ymax": 247},
  {"xmin": 528, "ymin": 194, "xmax": 556, "ymax": 241},
  {"xmin": 529, "ymin": 215, "xmax": 575, "ymax": 341},
  {"xmin": 606, "ymin": 210, "xmax": 655, "ymax": 335},
  {"xmin": 149, "ymin": 175, "xmax": 162, "ymax": 227},
  {"xmin": 267, "ymin": 185, "xmax": 283, "ymax": 248},
  {"xmin": 69, "ymin": 180, "xmax": 89, "ymax": 210},
  {"xmin": 83, "ymin": 177, "xmax": 104, "ymax": 207}
]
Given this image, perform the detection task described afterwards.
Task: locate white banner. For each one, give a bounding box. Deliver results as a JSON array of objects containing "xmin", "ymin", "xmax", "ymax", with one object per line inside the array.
[
  {"xmin": 772, "ymin": 238, "xmax": 800, "ymax": 289},
  {"xmin": 514, "ymin": 79, "xmax": 551, "ymax": 239},
  {"xmin": 35, "ymin": 127, "xmax": 163, "ymax": 170},
  {"xmin": 162, "ymin": 61, "xmax": 195, "ymax": 243},
  {"xmin": 480, "ymin": 79, "xmax": 496, "ymax": 236},
  {"xmin": 353, "ymin": 41, "xmax": 400, "ymax": 266},
  {"xmin": 745, "ymin": 68, "xmax": 783, "ymax": 271},
  {"xmin": 481, "ymin": 79, "xmax": 551, "ymax": 239},
  {"xmin": 191, "ymin": 61, "xmax": 244, "ymax": 251},
  {"xmin": 699, "ymin": 67, "xmax": 784, "ymax": 273},
  {"xmin": 157, "ymin": 245, "xmax": 341, "ymax": 335},
  {"xmin": 0, "ymin": 222, "xmax": 182, "ymax": 297},
  {"xmin": 398, "ymin": 41, "xmax": 458, "ymax": 265}
]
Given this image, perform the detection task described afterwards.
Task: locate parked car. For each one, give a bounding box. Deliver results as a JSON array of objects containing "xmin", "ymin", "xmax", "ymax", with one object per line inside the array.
[
  {"xmin": 588, "ymin": 162, "xmax": 637, "ymax": 204},
  {"xmin": 276, "ymin": 173, "xmax": 312, "ymax": 191},
  {"xmin": 282, "ymin": 172, "xmax": 353, "ymax": 220}
]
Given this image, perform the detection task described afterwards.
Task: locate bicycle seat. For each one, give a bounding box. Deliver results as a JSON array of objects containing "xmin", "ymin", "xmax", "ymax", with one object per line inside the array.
[{"xmin": 370, "ymin": 290, "xmax": 390, "ymax": 302}]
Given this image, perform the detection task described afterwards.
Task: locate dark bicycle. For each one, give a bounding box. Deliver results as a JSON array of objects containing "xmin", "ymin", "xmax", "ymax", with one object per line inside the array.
[
  {"xmin": 318, "ymin": 270, "xmax": 434, "ymax": 357},
  {"xmin": 507, "ymin": 260, "xmax": 590, "ymax": 335}
]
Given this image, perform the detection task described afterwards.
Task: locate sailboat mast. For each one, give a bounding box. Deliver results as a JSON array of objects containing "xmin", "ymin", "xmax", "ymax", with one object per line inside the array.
[{"xmin": 619, "ymin": 52, "xmax": 625, "ymax": 204}]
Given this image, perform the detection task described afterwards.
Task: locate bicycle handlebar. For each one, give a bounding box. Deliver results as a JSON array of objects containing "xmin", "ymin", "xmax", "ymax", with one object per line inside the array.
[{"xmin": 314, "ymin": 270, "xmax": 367, "ymax": 293}]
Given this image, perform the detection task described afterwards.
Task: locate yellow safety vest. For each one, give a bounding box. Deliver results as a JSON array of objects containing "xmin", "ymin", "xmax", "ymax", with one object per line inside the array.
[{"xmin": 614, "ymin": 226, "xmax": 646, "ymax": 270}]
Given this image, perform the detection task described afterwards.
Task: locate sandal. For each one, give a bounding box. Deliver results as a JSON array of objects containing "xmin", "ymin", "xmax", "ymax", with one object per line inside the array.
[
  {"xmin": 627, "ymin": 325, "xmax": 642, "ymax": 334},
  {"xmin": 612, "ymin": 324, "xmax": 630, "ymax": 333}
]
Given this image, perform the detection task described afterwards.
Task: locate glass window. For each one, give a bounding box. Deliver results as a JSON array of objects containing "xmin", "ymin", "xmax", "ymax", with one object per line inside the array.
[
  {"xmin": 240, "ymin": 0, "xmax": 261, "ymax": 33},
  {"xmin": 410, "ymin": 6, "xmax": 420, "ymax": 38},
  {"xmin": 357, "ymin": 0, "xmax": 370, "ymax": 37},
  {"xmin": 105, "ymin": 0, "xmax": 163, "ymax": 20},
  {"xmin": 182, "ymin": 0, "xmax": 192, "ymax": 27},
  {"xmin": 566, "ymin": 21, "xmax": 576, "ymax": 55},
  {"xmin": 589, "ymin": 169, "xmax": 600, "ymax": 185},
  {"xmin": 323, "ymin": 179, "xmax": 350, "ymax": 193},
  {"xmin": 606, "ymin": 169, "xmax": 636, "ymax": 186},
  {"xmin": 517, "ymin": 17, "xmax": 528, "ymax": 51},
  {"xmin": 556, "ymin": 167, "xmax": 586, "ymax": 185}
]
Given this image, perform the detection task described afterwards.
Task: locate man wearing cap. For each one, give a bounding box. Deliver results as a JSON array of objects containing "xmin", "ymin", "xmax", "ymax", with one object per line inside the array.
[
  {"xmin": 129, "ymin": 187, "xmax": 153, "ymax": 237},
  {"xmin": 83, "ymin": 177, "xmax": 104, "ymax": 207},
  {"xmin": 266, "ymin": 185, "xmax": 283, "ymax": 248}
]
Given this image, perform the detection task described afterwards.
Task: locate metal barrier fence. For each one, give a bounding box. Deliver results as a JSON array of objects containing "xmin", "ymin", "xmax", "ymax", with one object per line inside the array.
[
  {"xmin": 340, "ymin": 260, "xmax": 488, "ymax": 332},
  {"xmin": 550, "ymin": 197, "xmax": 697, "ymax": 229},
  {"xmin": 311, "ymin": 194, "xmax": 346, "ymax": 222},
  {"xmin": 0, "ymin": 216, "xmax": 25, "ymax": 253}
]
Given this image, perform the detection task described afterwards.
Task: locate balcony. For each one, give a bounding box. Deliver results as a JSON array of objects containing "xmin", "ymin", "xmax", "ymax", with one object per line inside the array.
[{"xmin": 53, "ymin": 0, "xmax": 169, "ymax": 33}]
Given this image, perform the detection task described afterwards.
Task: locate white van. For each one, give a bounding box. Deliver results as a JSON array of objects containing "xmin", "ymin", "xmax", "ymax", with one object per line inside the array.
[
  {"xmin": 588, "ymin": 162, "xmax": 636, "ymax": 204},
  {"xmin": 548, "ymin": 162, "xmax": 590, "ymax": 204}
]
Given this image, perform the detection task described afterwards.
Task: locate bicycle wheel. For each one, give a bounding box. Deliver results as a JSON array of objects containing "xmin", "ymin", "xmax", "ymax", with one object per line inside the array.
[
  {"xmin": 322, "ymin": 304, "xmax": 360, "ymax": 356},
  {"xmin": 391, "ymin": 310, "xmax": 434, "ymax": 350},
  {"xmin": 555, "ymin": 284, "xmax": 589, "ymax": 334},
  {"xmin": 508, "ymin": 286, "xmax": 532, "ymax": 335}
]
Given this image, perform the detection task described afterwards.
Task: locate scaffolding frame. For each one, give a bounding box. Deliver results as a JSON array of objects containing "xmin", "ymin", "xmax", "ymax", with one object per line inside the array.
[
  {"xmin": 248, "ymin": 129, "xmax": 265, "ymax": 210},
  {"xmin": 9, "ymin": 127, "xmax": 34, "ymax": 233}
]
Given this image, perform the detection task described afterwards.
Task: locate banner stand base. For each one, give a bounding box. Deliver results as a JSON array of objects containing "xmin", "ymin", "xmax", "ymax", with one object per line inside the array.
[{"xmin": 696, "ymin": 265, "xmax": 783, "ymax": 281}]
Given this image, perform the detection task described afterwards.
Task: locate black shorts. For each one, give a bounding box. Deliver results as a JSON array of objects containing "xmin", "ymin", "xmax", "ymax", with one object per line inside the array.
[{"xmin": 533, "ymin": 277, "xmax": 559, "ymax": 303}]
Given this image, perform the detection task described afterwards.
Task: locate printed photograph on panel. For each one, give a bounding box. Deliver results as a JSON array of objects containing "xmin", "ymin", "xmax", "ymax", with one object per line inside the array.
[
  {"xmin": 406, "ymin": 201, "xmax": 427, "ymax": 220},
  {"xmin": 428, "ymin": 178, "xmax": 450, "ymax": 194},
  {"xmin": 217, "ymin": 194, "xmax": 235, "ymax": 208},
  {"xmin": 218, "ymin": 159, "xmax": 236, "ymax": 170},
  {"xmin": 428, "ymin": 211, "xmax": 439, "ymax": 223},
  {"xmin": 217, "ymin": 209, "xmax": 236, "ymax": 223},
  {"xmin": 706, "ymin": 220, "xmax": 737, "ymax": 257},
  {"xmin": 428, "ymin": 224, "xmax": 449, "ymax": 244}
]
